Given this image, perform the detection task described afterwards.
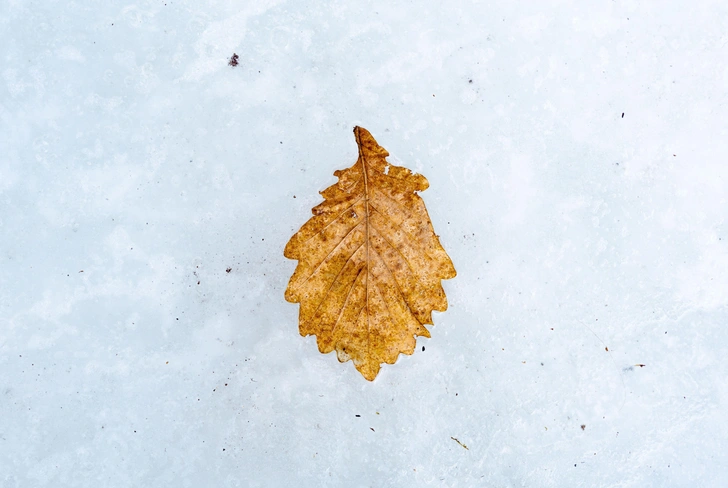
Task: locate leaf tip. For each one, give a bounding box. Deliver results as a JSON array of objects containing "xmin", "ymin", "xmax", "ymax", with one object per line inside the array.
[{"xmin": 353, "ymin": 126, "xmax": 389, "ymax": 158}]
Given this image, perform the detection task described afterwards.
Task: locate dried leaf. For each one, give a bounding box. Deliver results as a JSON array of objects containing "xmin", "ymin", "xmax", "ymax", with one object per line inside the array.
[{"xmin": 284, "ymin": 126, "xmax": 456, "ymax": 380}]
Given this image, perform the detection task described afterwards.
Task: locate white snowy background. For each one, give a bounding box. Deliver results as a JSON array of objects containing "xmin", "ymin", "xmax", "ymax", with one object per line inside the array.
[{"xmin": 2, "ymin": 1, "xmax": 727, "ymax": 486}]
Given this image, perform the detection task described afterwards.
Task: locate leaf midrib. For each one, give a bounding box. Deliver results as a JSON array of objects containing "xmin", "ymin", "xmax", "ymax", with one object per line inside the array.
[{"xmin": 355, "ymin": 128, "xmax": 372, "ymax": 363}]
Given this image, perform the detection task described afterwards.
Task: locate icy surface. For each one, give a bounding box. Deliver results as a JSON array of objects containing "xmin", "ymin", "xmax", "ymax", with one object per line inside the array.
[{"xmin": 2, "ymin": 1, "xmax": 727, "ymax": 486}]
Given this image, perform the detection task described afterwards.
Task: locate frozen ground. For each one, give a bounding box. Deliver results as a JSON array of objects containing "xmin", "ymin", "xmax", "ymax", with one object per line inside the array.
[{"xmin": 1, "ymin": 1, "xmax": 727, "ymax": 486}]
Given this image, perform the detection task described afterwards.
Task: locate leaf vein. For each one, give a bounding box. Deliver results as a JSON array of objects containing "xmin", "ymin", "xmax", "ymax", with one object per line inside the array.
[
  {"xmin": 301, "ymin": 196, "xmax": 365, "ymax": 246},
  {"xmin": 369, "ymin": 204, "xmax": 434, "ymax": 263},
  {"xmin": 300, "ymin": 220, "xmax": 365, "ymax": 286},
  {"xmin": 370, "ymin": 246, "xmax": 419, "ymax": 326},
  {"xmin": 330, "ymin": 266, "xmax": 364, "ymax": 338},
  {"xmin": 305, "ymin": 241, "xmax": 365, "ymax": 332},
  {"xmin": 369, "ymin": 222, "xmax": 415, "ymax": 275}
]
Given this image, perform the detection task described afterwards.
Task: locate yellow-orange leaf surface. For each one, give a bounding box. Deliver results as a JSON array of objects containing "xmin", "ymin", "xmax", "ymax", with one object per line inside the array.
[{"xmin": 284, "ymin": 127, "xmax": 456, "ymax": 380}]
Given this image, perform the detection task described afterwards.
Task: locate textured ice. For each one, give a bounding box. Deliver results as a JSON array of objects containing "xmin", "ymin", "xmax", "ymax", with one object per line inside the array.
[{"xmin": 1, "ymin": 1, "xmax": 727, "ymax": 486}]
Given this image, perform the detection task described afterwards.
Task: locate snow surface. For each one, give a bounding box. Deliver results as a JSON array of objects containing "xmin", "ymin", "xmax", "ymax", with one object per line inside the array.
[{"xmin": 2, "ymin": 1, "xmax": 727, "ymax": 486}]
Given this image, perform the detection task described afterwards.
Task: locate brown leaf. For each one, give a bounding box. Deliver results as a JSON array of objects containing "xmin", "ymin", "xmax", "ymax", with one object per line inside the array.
[{"xmin": 284, "ymin": 126, "xmax": 456, "ymax": 380}]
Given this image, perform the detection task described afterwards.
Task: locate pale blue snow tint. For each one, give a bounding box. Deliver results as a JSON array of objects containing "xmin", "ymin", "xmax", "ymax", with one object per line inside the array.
[{"xmin": 1, "ymin": 2, "xmax": 727, "ymax": 486}]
